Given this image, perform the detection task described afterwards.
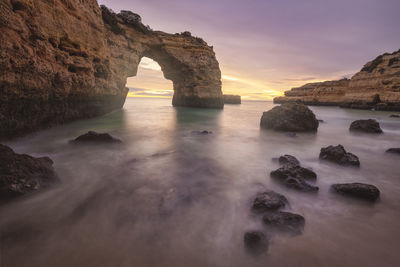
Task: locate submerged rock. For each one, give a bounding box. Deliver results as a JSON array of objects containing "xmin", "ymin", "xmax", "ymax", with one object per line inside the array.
[
  {"xmin": 349, "ymin": 119, "xmax": 383, "ymax": 133},
  {"xmin": 389, "ymin": 114, "xmax": 400, "ymax": 118},
  {"xmin": 71, "ymin": 131, "xmax": 122, "ymax": 143},
  {"xmin": 319, "ymin": 145, "xmax": 360, "ymax": 166},
  {"xmin": 191, "ymin": 130, "xmax": 213, "ymax": 135},
  {"xmin": 244, "ymin": 231, "xmax": 269, "ymax": 255},
  {"xmin": 0, "ymin": 144, "xmax": 58, "ymax": 202},
  {"xmin": 271, "ymin": 154, "xmax": 318, "ymax": 192},
  {"xmin": 386, "ymin": 148, "xmax": 400, "ymax": 155},
  {"xmin": 331, "ymin": 183, "xmax": 380, "ymax": 201},
  {"xmin": 262, "ymin": 211, "xmax": 305, "ymax": 234},
  {"xmin": 260, "ymin": 103, "xmax": 319, "ymax": 132},
  {"xmin": 252, "ymin": 190, "xmax": 288, "ymax": 213}
]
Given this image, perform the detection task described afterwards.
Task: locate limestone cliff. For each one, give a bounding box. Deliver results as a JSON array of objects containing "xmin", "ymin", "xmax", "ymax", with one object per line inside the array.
[
  {"xmin": 0, "ymin": 0, "xmax": 223, "ymax": 139},
  {"xmin": 274, "ymin": 50, "xmax": 400, "ymax": 111}
]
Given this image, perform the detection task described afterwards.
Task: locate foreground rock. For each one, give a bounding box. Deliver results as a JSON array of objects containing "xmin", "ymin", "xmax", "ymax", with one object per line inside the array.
[
  {"xmin": 243, "ymin": 231, "xmax": 269, "ymax": 255},
  {"xmin": 252, "ymin": 190, "xmax": 288, "ymax": 213},
  {"xmin": 223, "ymin": 94, "xmax": 241, "ymax": 104},
  {"xmin": 319, "ymin": 145, "xmax": 360, "ymax": 166},
  {"xmin": 271, "ymin": 155, "xmax": 318, "ymax": 192},
  {"xmin": 331, "ymin": 183, "xmax": 380, "ymax": 201},
  {"xmin": 274, "ymin": 49, "xmax": 400, "ymax": 111},
  {"xmin": 71, "ymin": 131, "xmax": 122, "ymax": 143},
  {"xmin": 0, "ymin": 144, "xmax": 58, "ymax": 202},
  {"xmin": 262, "ymin": 211, "xmax": 305, "ymax": 234},
  {"xmin": 260, "ymin": 103, "xmax": 319, "ymax": 132},
  {"xmin": 0, "ymin": 1, "xmax": 223, "ymax": 140},
  {"xmin": 349, "ymin": 119, "xmax": 383, "ymax": 133},
  {"xmin": 386, "ymin": 148, "xmax": 400, "ymax": 155}
]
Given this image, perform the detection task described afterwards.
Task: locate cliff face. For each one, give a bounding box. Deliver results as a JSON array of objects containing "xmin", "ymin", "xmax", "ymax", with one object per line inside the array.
[
  {"xmin": 274, "ymin": 50, "xmax": 400, "ymax": 111},
  {"xmin": 0, "ymin": 0, "xmax": 222, "ymax": 139}
]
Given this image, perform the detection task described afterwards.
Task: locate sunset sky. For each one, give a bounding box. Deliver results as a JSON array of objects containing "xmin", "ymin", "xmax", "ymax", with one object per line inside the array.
[{"xmin": 99, "ymin": 0, "xmax": 400, "ymax": 100}]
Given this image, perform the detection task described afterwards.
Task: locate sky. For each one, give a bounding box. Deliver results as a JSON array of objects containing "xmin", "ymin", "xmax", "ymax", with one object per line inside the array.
[{"xmin": 99, "ymin": 0, "xmax": 400, "ymax": 100}]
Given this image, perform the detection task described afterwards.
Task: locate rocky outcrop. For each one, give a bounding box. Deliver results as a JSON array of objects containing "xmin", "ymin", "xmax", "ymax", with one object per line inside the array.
[
  {"xmin": 223, "ymin": 94, "xmax": 241, "ymax": 104},
  {"xmin": 260, "ymin": 103, "xmax": 319, "ymax": 132},
  {"xmin": 274, "ymin": 50, "xmax": 400, "ymax": 111},
  {"xmin": 319, "ymin": 145, "xmax": 360, "ymax": 166},
  {"xmin": 331, "ymin": 183, "xmax": 380, "ymax": 201},
  {"xmin": 0, "ymin": 144, "xmax": 58, "ymax": 202},
  {"xmin": 349, "ymin": 119, "xmax": 383, "ymax": 133},
  {"xmin": 0, "ymin": 0, "xmax": 223, "ymax": 140},
  {"xmin": 70, "ymin": 131, "xmax": 122, "ymax": 143}
]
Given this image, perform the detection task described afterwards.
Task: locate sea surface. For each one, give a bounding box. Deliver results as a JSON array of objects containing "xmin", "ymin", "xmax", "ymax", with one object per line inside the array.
[{"xmin": 1, "ymin": 98, "xmax": 400, "ymax": 267}]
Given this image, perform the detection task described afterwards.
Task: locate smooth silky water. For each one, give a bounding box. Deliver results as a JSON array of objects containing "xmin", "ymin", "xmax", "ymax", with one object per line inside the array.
[{"xmin": 1, "ymin": 98, "xmax": 400, "ymax": 267}]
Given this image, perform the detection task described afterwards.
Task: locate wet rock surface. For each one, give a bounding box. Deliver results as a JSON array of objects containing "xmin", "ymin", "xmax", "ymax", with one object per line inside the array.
[
  {"xmin": 386, "ymin": 148, "xmax": 400, "ymax": 154},
  {"xmin": 319, "ymin": 145, "xmax": 360, "ymax": 166},
  {"xmin": 71, "ymin": 131, "xmax": 122, "ymax": 143},
  {"xmin": 349, "ymin": 119, "xmax": 383, "ymax": 133},
  {"xmin": 331, "ymin": 183, "xmax": 380, "ymax": 201},
  {"xmin": 262, "ymin": 211, "xmax": 305, "ymax": 234},
  {"xmin": 252, "ymin": 190, "xmax": 288, "ymax": 213},
  {"xmin": 260, "ymin": 103, "xmax": 319, "ymax": 132},
  {"xmin": 243, "ymin": 231, "xmax": 269, "ymax": 255},
  {"xmin": 271, "ymin": 155, "xmax": 318, "ymax": 192},
  {"xmin": 0, "ymin": 144, "xmax": 58, "ymax": 202}
]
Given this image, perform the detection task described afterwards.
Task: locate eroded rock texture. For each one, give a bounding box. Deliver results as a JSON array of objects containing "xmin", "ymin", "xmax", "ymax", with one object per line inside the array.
[
  {"xmin": 274, "ymin": 50, "xmax": 400, "ymax": 111},
  {"xmin": 0, "ymin": 0, "xmax": 223, "ymax": 139}
]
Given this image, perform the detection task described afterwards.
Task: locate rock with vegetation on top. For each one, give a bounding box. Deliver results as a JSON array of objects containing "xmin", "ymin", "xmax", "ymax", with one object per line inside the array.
[
  {"xmin": 331, "ymin": 183, "xmax": 380, "ymax": 201},
  {"xmin": 260, "ymin": 103, "xmax": 319, "ymax": 132},
  {"xmin": 0, "ymin": 144, "xmax": 58, "ymax": 202},
  {"xmin": 244, "ymin": 231, "xmax": 269, "ymax": 255},
  {"xmin": 319, "ymin": 145, "xmax": 360, "ymax": 166},
  {"xmin": 71, "ymin": 131, "xmax": 122, "ymax": 143},
  {"xmin": 349, "ymin": 119, "xmax": 383, "ymax": 133},
  {"xmin": 223, "ymin": 94, "xmax": 241, "ymax": 104}
]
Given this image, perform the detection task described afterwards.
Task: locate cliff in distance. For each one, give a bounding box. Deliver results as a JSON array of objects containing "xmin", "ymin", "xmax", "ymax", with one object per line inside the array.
[
  {"xmin": 274, "ymin": 49, "xmax": 400, "ymax": 111},
  {"xmin": 0, "ymin": 0, "xmax": 223, "ymax": 139}
]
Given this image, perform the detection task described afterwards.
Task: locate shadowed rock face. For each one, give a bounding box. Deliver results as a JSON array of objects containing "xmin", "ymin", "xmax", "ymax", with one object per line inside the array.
[
  {"xmin": 0, "ymin": 0, "xmax": 223, "ymax": 140},
  {"xmin": 274, "ymin": 49, "xmax": 400, "ymax": 111}
]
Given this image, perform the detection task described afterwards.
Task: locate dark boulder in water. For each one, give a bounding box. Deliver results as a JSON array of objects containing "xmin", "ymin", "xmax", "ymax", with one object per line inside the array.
[
  {"xmin": 243, "ymin": 231, "xmax": 269, "ymax": 255},
  {"xmin": 389, "ymin": 114, "xmax": 400, "ymax": 118},
  {"xmin": 349, "ymin": 119, "xmax": 383, "ymax": 133},
  {"xmin": 262, "ymin": 211, "xmax": 305, "ymax": 234},
  {"xmin": 252, "ymin": 190, "xmax": 288, "ymax": 213},
  {"xmin": 319, "ymin": 144, "xmax": 360, "ymax": 166},
  {"xmin": 260, "ymin": 103, "xmax": 319, "ymax": 132},
  {"xmin": 191, "ymin": 130, "xmax": 213, "ymax": 135},
  {"xmin": 331, "ymin": 183, "xmax": 380, "ymax": 201},
  {"xmin": 71, "ymin": 131, "xmax": 122, "ymax": 143},
  {"xmin": 0, "ymin": 144, "xmax": 58, "ymax": 202},
  {"xmin": 271, "ymin": 154, "xmax": 318, "ymax": 192},
  {"xmin": 386, "ymin": 148, "xmax": 400, "ymax": 155}
]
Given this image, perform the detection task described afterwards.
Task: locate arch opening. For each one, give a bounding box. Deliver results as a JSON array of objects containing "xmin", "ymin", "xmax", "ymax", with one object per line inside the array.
[{"xmin": 125, "ymin": 57, "xmax": 173, "ymax": 99}]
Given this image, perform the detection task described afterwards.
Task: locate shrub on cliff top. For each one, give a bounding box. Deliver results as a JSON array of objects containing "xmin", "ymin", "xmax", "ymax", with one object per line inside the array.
[{"xmin": 100, "ymin": 5, "xmax": 124, "ymax": 35}]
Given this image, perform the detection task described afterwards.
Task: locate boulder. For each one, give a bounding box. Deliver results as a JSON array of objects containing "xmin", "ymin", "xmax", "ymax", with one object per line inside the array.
[
  {"xmin": 0, "ymin": 144, "xmax": 58, "ymax": 202},
  {"xmin": 252, "ymin": 190, "xmax": 288, "ymax": 213},
  {"xmin": 349, "ymin": 119, "xmax": 383, "ymax": 133},
  {"xmin": 319, "ymin": 145, "xmax": 360, "ymax": 166},
  {"xmin": 260, "ymin": 103, "xmax": 319, "ymax": 132},
  {"xmin": 386, "ymin": 148, "xmax": 400, "ymax": 155},
  {"xmin": 262, "ymin": 211, "xmax": 305, "ymax": 234},
  {"xmin": 243, "ymin": 231, "xmax": 269, "ymax": 255},
  {"xmin": 331, "ymin": 183, "xmax": 380, "ymax": 201},
  {"xmin": 271, "ymin": 155, "xmax": 318, "ymax": 192},
  {"xmin": 71, "ymin": 131, "xmax": 122, "ymax": 143}
]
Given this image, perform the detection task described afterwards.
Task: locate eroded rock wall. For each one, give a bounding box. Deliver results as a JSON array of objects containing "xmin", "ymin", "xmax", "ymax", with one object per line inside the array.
[
  {"xmin": 274, "ymin": 50, "xmax": 400, "ymax": 111},
  {"xmin": 0, "ymin": 0, "xmax": 223, "ymax": 139}
]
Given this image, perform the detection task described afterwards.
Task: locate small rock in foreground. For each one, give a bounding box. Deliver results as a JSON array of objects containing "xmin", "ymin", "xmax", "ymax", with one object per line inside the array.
[
  {"xmin": 331, "ymin": 183, "xmax": 380, "ymax": 201},
  {"xmin": 244, "ymin": 231, "xmax": 269, "ymax": 255},
  {"xmin": 349, "ymin": 119, "xmax": 383, "ymax": 134},
  {"xmin": 319, "ymin": 144, "xmax": 360, "ymax": 166},
  {"xmin": 71, "ymin": 131, "xmax": 122, "ymax": 143}
]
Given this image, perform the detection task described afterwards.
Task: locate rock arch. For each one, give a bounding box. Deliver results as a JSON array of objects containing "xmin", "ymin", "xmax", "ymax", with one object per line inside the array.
[{"xmin": 0, "ymin": 1, "xmax": 223, "ymax": 139}]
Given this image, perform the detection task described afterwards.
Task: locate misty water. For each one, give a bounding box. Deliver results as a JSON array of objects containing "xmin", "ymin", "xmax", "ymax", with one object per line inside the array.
[{"xmin": 1, "ymin": 98, "xmax": 400, "ymax": 267}]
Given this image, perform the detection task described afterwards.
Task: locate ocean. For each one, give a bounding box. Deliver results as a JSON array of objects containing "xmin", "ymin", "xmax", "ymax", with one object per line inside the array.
[{"xmin": 1, "ymin": 98, "xmax": 400, "ymax": 267}]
